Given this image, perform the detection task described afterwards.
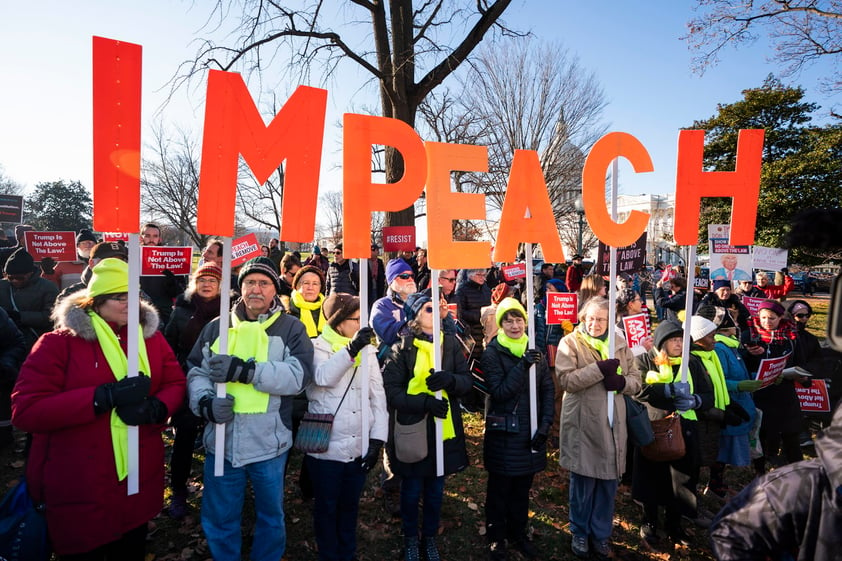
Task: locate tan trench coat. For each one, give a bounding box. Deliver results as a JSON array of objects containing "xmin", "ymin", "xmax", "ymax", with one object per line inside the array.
[{"xmin": 555, "ymin": 330, "xmax": 642, "ymax": 480}]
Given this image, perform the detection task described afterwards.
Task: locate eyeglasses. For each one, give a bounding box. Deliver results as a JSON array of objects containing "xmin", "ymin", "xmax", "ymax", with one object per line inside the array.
[
  {"xmin": 440, "ymin": 277, "xmax": 456, "ymax": 282},
  {"xmin": 106, "ymin": 294, "xmax": 129, "ymax": 302},
  {"xmin": 396, "ymin": 273, "xmax": 414, "ymax": 280},
  {"xmin": 585, "ymin": 317, "xmax": 608, "ymax": 324},
  {"xmin": 243, "ymin": 279, "xmax": 273, "ymax": 290},
  {"xmin": 332, "ymin": 250, "xmax": 342, "ymax": 254},
  {"xmin": 795, "ymin": 313, "xmax": 811, "ymax": 319},
  {"xmin": 197, "ymin": 277, "xmax": 219, "ymax": 285}
]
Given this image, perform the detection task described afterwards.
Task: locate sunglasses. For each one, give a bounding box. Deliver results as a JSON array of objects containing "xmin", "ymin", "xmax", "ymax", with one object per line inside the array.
[
  {"xmin": 440, "ymin": 277, "xmax": 456, "ymax": 282},
  {"xmin": 423, "ymin": 305, "xmax": 434, "ymax": 313},
  {"xmin": 794, "ymin": 313, "xmax": 811, "ymax": 319},
  {"xmin": 396, "ymin": 273, "xmax": 414, "ymax": 280}
]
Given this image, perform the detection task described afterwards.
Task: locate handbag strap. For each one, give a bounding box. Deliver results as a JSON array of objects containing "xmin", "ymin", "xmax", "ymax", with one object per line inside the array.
[{"xmin": 332, "ymin": 367, "xmax": 358, "ymax": 416}]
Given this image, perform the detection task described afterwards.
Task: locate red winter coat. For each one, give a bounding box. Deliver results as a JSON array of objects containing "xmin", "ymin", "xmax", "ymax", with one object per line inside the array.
[{"xmin": 11, "ymin": 295, "xmax": 185, "ymax": 555}]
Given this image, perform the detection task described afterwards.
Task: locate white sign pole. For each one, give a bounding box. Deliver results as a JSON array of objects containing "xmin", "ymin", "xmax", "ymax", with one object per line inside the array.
[
  {"xmin": 359, "ymin": 257, "xmax": 370, "ymax": 459},
  {"xmin": 680, "ymin": 245, "xmax": 698, "ymax": 385},
  {"xmin": 431, "ymin": 270, "xmax": 444, "ymax": 477},
  {"xmin": 214, "ymin": 236, "xmax": 233, "ymax": 476},
  {"xmin": 606, "ymin": 160, "xmax": 620, "ymax": 428},
  {"xmin": 126, "ymin": 233, "xmax": 141, "ymax": 495},
  {"xmin": 524, "ymin": 243, "xmax": 538, "ymax": 441}
]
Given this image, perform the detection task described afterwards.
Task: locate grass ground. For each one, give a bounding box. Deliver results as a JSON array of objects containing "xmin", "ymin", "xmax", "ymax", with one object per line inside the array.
[{"xmin": 1, "ymin": 295, "xmax": 830, "ymax": 560}]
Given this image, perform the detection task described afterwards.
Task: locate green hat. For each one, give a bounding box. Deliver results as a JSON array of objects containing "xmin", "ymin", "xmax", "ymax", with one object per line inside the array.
[
  {"xmin": 89, "ymin": 258, "xmax": 129, "ymax": 297},
  {"xmin": 495, "ymin": 297, "xmax": 527, "ymax": 327}
]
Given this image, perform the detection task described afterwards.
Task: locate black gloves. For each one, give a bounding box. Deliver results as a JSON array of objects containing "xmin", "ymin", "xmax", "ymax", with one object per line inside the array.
[
  {"xmin": 116, "ymin": 396, "xmax": 168, "ymax": 425},
  {"xmin": 723, "ymin": 402, "xmax": 750, "ymax": 426},
  {"xmin": 425, "ymin": 396, "xmax": 449, "ymax": 418},
  {"xmin": 346, "ymin": 327, "xmax": 374, "ymax": 358},
  {"xmin": 208, "ymin": 354, "xmax": 256, "ymax": 384},
  {"xmin": 199, "ymin": 394, "xmax": 235, "ymax": 424},
  {"xmin": 426, "ymin": 370, "xmax": 455, "ymax": 392},
  {"xmin": 94, "ymin": 375, "xmax": 150, "ymax": 414},
  {"xmin": 40, "ymin": 257, "xmax": 56, "ymax": 275},
  {"xmin": 162, "ymin": 270, "xmax": 184, "ymax": 298},
  {"xmin": 596, "ymin": 358, "xmax": 621, "ymax": 378},
  {"xmin": 358, "ymin": 439, "xmax": 384, "ymax": 472},
  {"xmin": 522, "ymin": 349, "xmax": 543, "ymax": 366},
  {"xmin": 531, "ymin": 429, "xmax": 548, "ymax": 450}
]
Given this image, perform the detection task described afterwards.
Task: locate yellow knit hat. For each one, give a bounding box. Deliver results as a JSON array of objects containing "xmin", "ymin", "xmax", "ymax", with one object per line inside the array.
[
  {"xmin": 495, "ymin": 297, "xmax": 527, "ymax": 327},
  {"xmin": 88, "ymin": 258, "xmax": 129, "ymax": 298}
]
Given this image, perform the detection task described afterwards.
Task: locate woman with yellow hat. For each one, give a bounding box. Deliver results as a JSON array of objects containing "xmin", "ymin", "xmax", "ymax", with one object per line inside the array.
[{"xmin": 12, "ymin": 258, "xmax": 185, "ymax": 559}]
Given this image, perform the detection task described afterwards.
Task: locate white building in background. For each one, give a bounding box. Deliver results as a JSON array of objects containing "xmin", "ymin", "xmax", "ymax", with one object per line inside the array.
[{"xmin": 614, "ymin": 194, "xmax": 679, "ymax": 265}]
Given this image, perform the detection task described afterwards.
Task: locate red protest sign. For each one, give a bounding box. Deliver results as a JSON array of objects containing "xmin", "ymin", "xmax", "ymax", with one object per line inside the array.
[
  {"xmin": 622, "ymin": 313, "xmax": 651, "ymax": 349},
  {"xmin": 231, "ymin": 233, "xmax": 262, "ymax": 267},
  {"xmin": 382, "ymin": 226, "xmax": 416, "ymax": 252},
  {"xmin": 103, "ymin": 232, "xmax": 129, "ymax": 242},
  {"xmin": 743, "ymin": 297, "xmax": 765, "ymax": 316},
  {"xmin": 23, "ymin": 231, "xmax": 77, "ymax": 262},
  {"xmin": 795, "ymin": 379, "xmax": 831, "ymax": 413},
  {"xmin": 546, "ymin": 293, "xmax": 578, "ymax": 324},
  {"xmin": 141, "ymin": 246, "xmax": 192, "ymax": 276},
  {"xmin": 756, "ymin": 354, "xmax": 790, "ymax": 389},
  {"xmin": 501, "ymin": 263, "xmax": 527, "ymax": 281}
]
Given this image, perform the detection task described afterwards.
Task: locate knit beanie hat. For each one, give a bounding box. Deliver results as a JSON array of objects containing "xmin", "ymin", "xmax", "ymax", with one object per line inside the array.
[
  {"xmin": 653, "ymin": 319, "xmax": 683, "ymax": 350},
  {"xmin": 546, "ymin": 278, "xmax": 566, "ymax": 292},
  {"xmin": 758, "ymin": 299, "xmax": 786, "ymax": 316},
  {"xmin": 616, "ymin": 287, "xmax": 636, "ymax": 307},
  {"xmin": 4, "ymin": 248, "xmax": 36, "ymax": 275},
  {"xmin": 76, "ymin": 229, "xmax": 98, "ymax": 245},
  {"xmin": 696, "ymin": 304, "xmax": 736, "ymax": 329},
  {"xmin": 292, "ymin": 265, "xmax": 325, "ymax": 291},
  {"xmin": 313, "ymin": 244, "xmax": 321, "ymax": 255},
  {"xmin": 194, "ymin": 262, "xmax": 222, "ymax": 282},
  {"xmin": 386, "ymin": 258, "xmax": 413, "ymax": 284},
  {"xmin": 690, "ymin": 315, "xmax": 717, "ymax": 342},
  {"xmin": 91, "ymin": 241, "xmax": 128, "ymax": 261},
  {"xmin": 89, "ymin": 258, "xmax": 129, "ymax": 297},
  {"xmin": 712, "ymin": 279, "xmax": 731, "ymax": 291},
  {"xmin": 491, "ymin": 282, "xmax": 512, "ymax": 304},
  {"xmin": 238, "ymin": 257, "xmax": 281, "ymax": 293},
  {"xmin": 322, "ymin": 292, "xmax": 360, "ymax": 330},
  {"xmin": 495, "ymin": 297, "xmax": 527, "ymax": 327},
  {"xmin": 404, "ymin": 292, "xmax": 431, "ymax": 321}
]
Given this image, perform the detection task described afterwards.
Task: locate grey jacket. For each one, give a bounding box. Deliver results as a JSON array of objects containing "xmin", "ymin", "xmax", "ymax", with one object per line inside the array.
[{"xmin": 187, "ymin": 299, "xmax": 314, "ymax": 468}]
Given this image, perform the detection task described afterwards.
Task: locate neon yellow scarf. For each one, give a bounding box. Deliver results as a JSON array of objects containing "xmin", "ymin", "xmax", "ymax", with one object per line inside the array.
[
  {"xmin": 715, "ymin": 333, "xmax": 739, "ymax": 349},
  {"xmin": 647, "ymin": 356, "xmax": 697, "ymax": 421},
  {"xmin": 577, "ymin": 327, "xmax": 610, "ymax": 360},
  {"xmin": 409, "ymin": 337, "xmax": 455, "ymax": 440},
  {"xmin": 692, "ymin": 348, "xmax": 731, "ymax": 409},
  {"xmin": 291, "ymin": 290, "xmax": 325, "ymax": 337},
  {"xmin": 88, "ymin": 312, "xmax": 151, "ymax": 481},
  {"xmin": 322, "ymin": 323, "xmax": 360, "ymax": 366},
  {"xmin": 211, "ymin": 311, "xmax": 281, "ymax": 414},
  {"xmin": 496, "ymin": 332, "xmax": 527, "ymax": 358}
]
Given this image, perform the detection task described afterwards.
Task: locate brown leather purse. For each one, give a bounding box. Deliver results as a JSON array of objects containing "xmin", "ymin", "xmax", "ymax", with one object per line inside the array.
[{"xmin": 640, "ymin": 413, "xmax": 686, "ymax": 462}]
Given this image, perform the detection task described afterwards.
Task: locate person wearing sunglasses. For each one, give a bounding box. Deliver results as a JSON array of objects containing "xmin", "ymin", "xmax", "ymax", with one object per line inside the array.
[
  {"xmin": 12, "ymin": 258, "xmax": 186, "ymax": 560},
  {"xmin": 325, "ymin": 243, "xmax": 360, "ymax": 298},
  {"xmin": 382, "ymin": 292, "xmax": 472, "ymax": 561},
  {"xmin": 0, "ymin": 247, "xmax": 59, "ymax": 350}
]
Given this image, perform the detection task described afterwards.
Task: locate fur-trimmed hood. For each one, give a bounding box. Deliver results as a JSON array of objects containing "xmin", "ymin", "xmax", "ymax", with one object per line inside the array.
[{"xmin": 51, "ymin": 291, "xmax": 160, "ymax": 341}]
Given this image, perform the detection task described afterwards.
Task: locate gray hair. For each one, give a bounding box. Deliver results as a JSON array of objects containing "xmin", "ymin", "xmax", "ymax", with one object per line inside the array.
[{"xmin": 578, "ymin": 296, "xmax": 610, "ymax": 323}]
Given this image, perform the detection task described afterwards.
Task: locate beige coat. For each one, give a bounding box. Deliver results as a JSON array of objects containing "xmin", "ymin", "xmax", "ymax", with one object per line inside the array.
[{"xmin": 555, "ymin": 330, "xmax": 642, "ymax": 480}]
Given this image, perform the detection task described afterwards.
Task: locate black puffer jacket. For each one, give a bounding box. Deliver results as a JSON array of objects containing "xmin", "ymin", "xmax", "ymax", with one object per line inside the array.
[
  {"xmin": 325, "ymin": 260, "xmax": 359, "ymax": 296},
  {"xmin": 710, "ymin": 403, "xmax": 842, "ymax": 560},
  {"xmin": 383, "ymin": 334, "xmax": 472, "ymax": 478},
  {"xmin": 455, "ymin": 279, "xmax": 491, "ymax": 347},
  {"xmin": 480, "ymin": 338, "xmax": 554, "ymax": 476}
]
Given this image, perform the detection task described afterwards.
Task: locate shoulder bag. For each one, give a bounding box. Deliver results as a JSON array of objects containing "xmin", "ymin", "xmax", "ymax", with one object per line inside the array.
[
  {"xmin": 640, "ymin": 412, "xmax": 685, "ymax": 462},
  {"xmin": 295, "ymin": 367, "xmax": 357, "ymax": 454}
]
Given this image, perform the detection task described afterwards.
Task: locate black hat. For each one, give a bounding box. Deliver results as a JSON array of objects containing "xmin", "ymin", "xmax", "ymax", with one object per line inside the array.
[
  {"xmin": 572, "ymin": 254, "xmax": 584, "ymax": 260},
  {"xmin": 4, "ymin": 247, "xmax": 36, "ymax": 275},
  {"xmin": 76, "ymin": 229, "xmax": 98, "ymax": 245},
  {"xmin": 404, "ymin": 292, "xmax": 432, "ymax": 321},
  {"xmin": 90, "ymin": 241, "xmax": 128, "ymax": 261},
  {"xmin": 653, "ymin": 319, "xmax": 684, "ymax": 350},
  {"xmin": 238, "ymin": 257, "xmax": 281, "ymax": 293}
]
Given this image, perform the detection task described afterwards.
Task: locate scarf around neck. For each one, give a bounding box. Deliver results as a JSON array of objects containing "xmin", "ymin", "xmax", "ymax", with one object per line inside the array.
[
  {"xmin": 409, "ymin": 337, "xmax": 455, "ymax": 441},
  {"xmin": 88, "ymin": 311, "xmax": 151, "ymax": 481},
  {"xmin": 322, "ymin": 323, "xmax": 361, "ymax": 366},
  {"xmin": 496, "ymin": 332, "xmax": 528, "ymax": 358},
  {"xmin": 691, "ymin": 348, "xmax": 731, "ymax": 410},
  {"xmin": 577, "ymin": 326, "xmax": 610, "ymax": 360},
  {"xmin": 291, "ymin": 290, "xmax": 325, "ymax": 337}
]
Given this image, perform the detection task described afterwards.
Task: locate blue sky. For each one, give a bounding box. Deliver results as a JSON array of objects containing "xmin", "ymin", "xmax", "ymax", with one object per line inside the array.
[{"xmin": 1, "ymin": 1, "xmax": 839, "ymax": 201}]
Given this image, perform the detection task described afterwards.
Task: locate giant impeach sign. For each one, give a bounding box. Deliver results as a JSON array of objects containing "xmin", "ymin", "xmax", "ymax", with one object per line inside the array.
[{"xmin": 92, "ymin": 37, "xmax": 764, "ymax": 257}]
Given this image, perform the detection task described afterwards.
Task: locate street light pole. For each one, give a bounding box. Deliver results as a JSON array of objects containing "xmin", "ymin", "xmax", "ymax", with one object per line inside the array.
[{"xmin": 574, "ymin": 195, "xmax": 585, "ymax": 256}]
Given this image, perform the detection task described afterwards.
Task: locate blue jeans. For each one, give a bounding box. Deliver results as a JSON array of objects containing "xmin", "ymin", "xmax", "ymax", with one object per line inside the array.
[
  {"xmin": 202, "ymin": 452, "xmax": 287, "ymax": 561},
  {"xmin": 569, "ymin": 472, "xmax": 618, "ymax": 542},
  {"xmin": 305, "ymin": 456, "xmax": 367, "ymax": 561},
  {"xmin": 401, "ymin": 475, "xmax": 445, "ymax": 539}
]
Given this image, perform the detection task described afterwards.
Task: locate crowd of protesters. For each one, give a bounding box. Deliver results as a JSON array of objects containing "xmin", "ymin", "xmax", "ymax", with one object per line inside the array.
[{"xmin": 3, "ymin": 228, "xmax": 840, "ymax": 561}]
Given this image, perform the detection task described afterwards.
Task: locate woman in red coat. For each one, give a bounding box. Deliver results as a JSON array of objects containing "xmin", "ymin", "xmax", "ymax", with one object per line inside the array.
[{"xmin": 11, "ymin": 258, "xmax": 185, "ymax": 560}]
